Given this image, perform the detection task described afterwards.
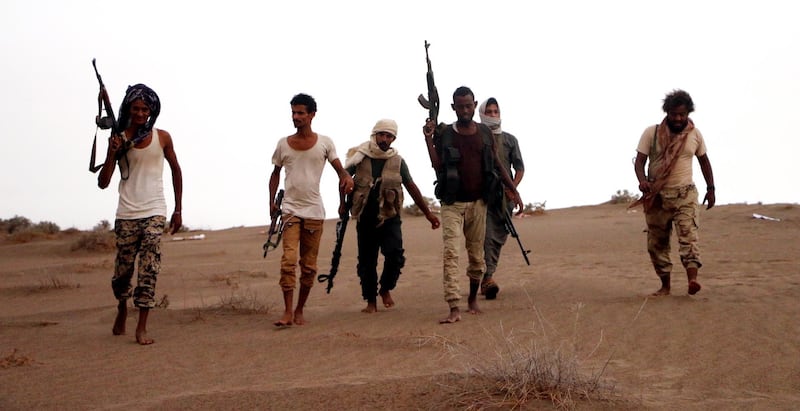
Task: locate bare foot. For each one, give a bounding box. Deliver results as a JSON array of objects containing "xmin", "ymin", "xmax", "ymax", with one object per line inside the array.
[
  {"xmin": 379, "ymin": 290, "xmax": 395, "ymax": 308},
  {"xmin": 688, "ymin": 280, "xmax": 701, "ymax": 295},
  {"xmin": 467, "ymin": 298, "xmax": 482, "ymax": 314},
  {"xmin": 274, "ymin": 312, "xmax": 293, "ymax": 327},
  {"xmin": 112, "ymin": 302, "xmax": 127, "ymax": 335},
  {"xmin": 135, "ymin": 330, "xmax": 154, "ymax": 345},
  {"xmin": 293, "ymin": 310, "xmax": 306, "ymax": 325},
  {"xmin": 651, "ymin": 287, "xmax": 671, "ymax": 297},
  {"xmin": 361, "ymin": 302, "xmax": 378, "ymax": 313},
  {"xmin": 439, "ymin": 307, "xmax": 461, "ymax": 324}
]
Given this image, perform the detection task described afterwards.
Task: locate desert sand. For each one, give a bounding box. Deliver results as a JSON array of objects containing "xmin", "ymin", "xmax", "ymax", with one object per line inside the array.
[{"xmin": 1, "ymin": 203, "xmax": 798, "ymax": 410}]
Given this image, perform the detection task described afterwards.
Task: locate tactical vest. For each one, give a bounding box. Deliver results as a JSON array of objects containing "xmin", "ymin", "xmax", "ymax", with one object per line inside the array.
[
  {"xmin": 433, "ymin": 123, "xmax": 499, "ymax": 205},
  {"xmin": 350, "ymin": 156, "xmax": 405, "ymax": 224}
]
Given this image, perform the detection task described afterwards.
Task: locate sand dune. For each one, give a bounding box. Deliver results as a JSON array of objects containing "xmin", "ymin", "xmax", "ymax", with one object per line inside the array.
[{"xmin": 1, "ymin": 203, "xmax": 798, "ymax": 410}]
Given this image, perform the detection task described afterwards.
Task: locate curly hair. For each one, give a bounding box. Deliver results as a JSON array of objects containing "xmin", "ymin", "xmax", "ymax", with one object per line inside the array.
[{"xmin": 662, "ymin": 89, "xmax": 694, "ymax": 113}]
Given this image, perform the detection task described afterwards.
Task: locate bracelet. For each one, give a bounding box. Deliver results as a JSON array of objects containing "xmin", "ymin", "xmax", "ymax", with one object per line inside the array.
[{"xmin": 707, "ymin": 186, "xmax": 715, "ymax": 191}]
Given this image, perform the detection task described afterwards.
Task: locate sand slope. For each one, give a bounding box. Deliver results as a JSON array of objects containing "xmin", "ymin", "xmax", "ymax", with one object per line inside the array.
[{"xmin": 1, "ymin": 203, "xmax": 798, "ymax": 410}]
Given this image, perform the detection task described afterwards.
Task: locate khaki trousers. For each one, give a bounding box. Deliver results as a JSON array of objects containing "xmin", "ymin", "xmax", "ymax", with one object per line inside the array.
[{"xmin": 441, "ymin": 200, "xmax": 487, "ymax": 308}]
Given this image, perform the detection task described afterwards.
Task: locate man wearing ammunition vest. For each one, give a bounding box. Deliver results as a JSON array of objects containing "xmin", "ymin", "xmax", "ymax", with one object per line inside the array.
[
  {"xmin": 423, "ymin": 86, "xmax": 524, "ymax": 324},
  {"xmin": 344, "ymin": 119, "xmax": 440, "ymax": 313}
]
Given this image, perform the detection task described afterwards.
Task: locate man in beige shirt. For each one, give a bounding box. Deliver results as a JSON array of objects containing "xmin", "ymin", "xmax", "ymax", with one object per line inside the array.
[{"xmin": 632, "ymin": 89, "xmax": 716, "ymax": 296}]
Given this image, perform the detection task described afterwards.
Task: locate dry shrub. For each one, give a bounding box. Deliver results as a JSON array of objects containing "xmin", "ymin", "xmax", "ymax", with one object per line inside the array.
[
  {"xmin": 0, "ymin": 215, "xmax": 32, "ymax": 234},
  {"xmin": 609, "ymin": 189, "xmax": 639, "ymax": 205},
  {"xmin": 1, "ymin": 217, "xmax": 60, "ymax": 243},
  {"xmin": 199, "ymin": 289, "xmax": 272, "ymax": 315},
  {"xmin": 523, "ymin": 201, "xmax": 547, "ymax": 216},
  {"xmin": 404, "ymin": 196, "xmax": 440, "ymax": 216},
  {"xmin": 71, "ymin": 229, "xmax": 115, "ymax": 252},
  {"xmin": 0, "ymin": 349, "xmax": 36, "ymax": 368},
  {"xmin": 431, "ymin": 298, "xmax": 643, "ymax": 410},
  {"xmin": 7, "ymin": 229, "xmax": 47, "ymax": 243},
  {"xmin": 38, "ymin": 276, "xmax": 79, "ymax": 290}
]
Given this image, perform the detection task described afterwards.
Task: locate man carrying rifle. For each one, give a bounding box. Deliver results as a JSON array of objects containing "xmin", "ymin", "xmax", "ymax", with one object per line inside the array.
[
  {"xmin": 343, "ymin": 119, "xmax": 440, "ymax": 314},
  {"xmin": 98, "ymin": 83, "xmax": 183, "ymax": 345},
  {"xmin": 268, "ymin": 93, "xmax": 354, "ymax": 327},
  {"xmin": 478, "ymin": 97, "xmax": 525, "ymax": 300},
  {"xmin": 423, "ymin": 87, "xmax": 523, "ymax": 324}
]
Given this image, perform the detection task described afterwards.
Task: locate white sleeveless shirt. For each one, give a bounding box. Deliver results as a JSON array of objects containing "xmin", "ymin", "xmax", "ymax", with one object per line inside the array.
[{"xmin": 116, "ymin": 129, "xmax": 167, "ymax": 219}]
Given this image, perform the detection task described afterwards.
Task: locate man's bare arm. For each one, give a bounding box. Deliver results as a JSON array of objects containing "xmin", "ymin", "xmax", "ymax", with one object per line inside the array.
[{"xmin": 698, "ymin": 154, "xmax": 715, "ymax": 209}]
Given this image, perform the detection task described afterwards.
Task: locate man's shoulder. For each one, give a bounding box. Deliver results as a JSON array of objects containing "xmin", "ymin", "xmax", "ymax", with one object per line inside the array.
[{"xmin": 501, "ymin": 131, "xmax": 519, "ymax": 141}]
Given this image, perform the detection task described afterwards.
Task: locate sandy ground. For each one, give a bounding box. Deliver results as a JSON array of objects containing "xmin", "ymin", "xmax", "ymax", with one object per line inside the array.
[{"xmin": 1, "ymin": 203, "xmax": 798, "ymax": 410}]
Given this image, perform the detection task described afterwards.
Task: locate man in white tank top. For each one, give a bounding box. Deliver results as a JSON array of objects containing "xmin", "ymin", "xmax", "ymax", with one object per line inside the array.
[
  {"xmin": 268, "ymin": 93, "xmax": 354, "ymax": 327},
  {"xmin": 98, "ymin": 84, "xmax": 183, "ymax": 345}
]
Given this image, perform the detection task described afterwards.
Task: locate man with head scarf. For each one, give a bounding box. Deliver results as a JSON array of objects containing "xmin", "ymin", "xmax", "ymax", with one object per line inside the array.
[
  {"xmin": 478, "ymin": 97, "xmax": 526, "ymax": 300},
  {"xmin": 631, "ymin": 89, "xmax": 715, "ymax": 296},
  {"xmin": 343, "ymin": 119, "xmax": 440, "ymax": 313},
  {"xmin": 98, "ymin": 83, "xmax": 183, "ymax": 345}
]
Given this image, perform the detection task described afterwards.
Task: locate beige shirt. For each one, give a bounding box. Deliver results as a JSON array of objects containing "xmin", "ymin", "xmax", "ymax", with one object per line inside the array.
[
  {"xmin": 271, "ymin": 134, "xmax": 339, "ymax": 220},
  {"xmin": 637, "ymin": 124, "xmax": 707, "ymax": 188}
]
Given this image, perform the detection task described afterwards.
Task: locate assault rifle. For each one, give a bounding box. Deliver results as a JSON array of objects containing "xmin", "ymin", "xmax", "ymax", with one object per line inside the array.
[
  {"xmin": 90, "ymin": 58, "xmax": 118, "ymax": 173},
  {"xmin": 417, "ymin": 40, "xmax": 439, "ymax": 125},
  {"xmin": 504, "ymin": 209, "xmax": 531, "ymax": 266},
  {"xmin": 263, "ymin": 189, "xmax": 285, "ymax": 258},
  {"xmin": 317, "ymin": 194, "xmax": 352, "ymax": 294}
]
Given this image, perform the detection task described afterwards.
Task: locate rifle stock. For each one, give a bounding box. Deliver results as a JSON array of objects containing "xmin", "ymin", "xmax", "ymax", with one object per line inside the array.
[
  {"xmin": 90, "ymin": 58, "xmax": 119, "ymax": 173},
  {"xmin": 504, "ymin": 209, "xmax": 531, "ymax": 266}
]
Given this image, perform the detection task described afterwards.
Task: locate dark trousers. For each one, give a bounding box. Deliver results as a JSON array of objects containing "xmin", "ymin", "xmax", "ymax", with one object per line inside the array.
[{"xmin": 356, "ymin": 215, "xmax": 405, "ymax": 302}]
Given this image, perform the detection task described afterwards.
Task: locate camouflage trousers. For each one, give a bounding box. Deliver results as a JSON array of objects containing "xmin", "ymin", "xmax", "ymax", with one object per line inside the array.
[
  {"xmin": 112, "ymin": 216, "xmax": 165, "ymax": 308},
  {"xmin": 645, "ymin": 185, "xmax": 702, "ymax": 277},
  {"xmin": 279, "ymin": 216, "xmax": 324, "ymax": 291},
  {"xmin": 441, "ymin": 199, "xmax": 487, "ymax": 308}
]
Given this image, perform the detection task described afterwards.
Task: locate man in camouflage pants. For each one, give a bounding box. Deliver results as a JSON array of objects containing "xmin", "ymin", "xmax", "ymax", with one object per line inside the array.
[
  {"xmin": 98, "ymin": 84, "xmax": 183, "ymax": 345},
  {"xmin": 631, "ymin": 89, "xmax": 715, "ymax": 296}
]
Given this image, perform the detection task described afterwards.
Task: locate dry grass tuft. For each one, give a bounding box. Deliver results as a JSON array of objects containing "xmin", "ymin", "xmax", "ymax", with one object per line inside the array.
[
  {"xmin": 37, "ymin": 276, "xmax": 79, "ymax": 290},
  {"xmin": 70, "ymin": 229, "xmax": 115, "ymax": 252},
  {"xmin": 197, "ymin": 289, "xmax": 273, "ymax": 315},
  {"xmin": 0, "ymin": 349, "xmax": 36, "ymax": 368},
  {"xmin": 449, "ymin": 329, "xmax": 615, "ymax": 410},
  {"xmin": 429, "ymin": 296, "xmax": 646, "ymax": 410}
]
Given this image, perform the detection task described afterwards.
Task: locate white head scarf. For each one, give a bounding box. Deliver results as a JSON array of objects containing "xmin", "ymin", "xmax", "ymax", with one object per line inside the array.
[
  {"xmin": 479, "ymin": 98, "xmax": 503, "ymax": 135},
  {"xmin": 345, "ymin": 119, "xmax": 398, "ymax": 168}
]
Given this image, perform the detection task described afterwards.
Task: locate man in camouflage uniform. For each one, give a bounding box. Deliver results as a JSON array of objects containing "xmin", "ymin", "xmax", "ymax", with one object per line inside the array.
[{"xmin": 631, "ymin": 89, "xmax": 715, "ymax": 296}]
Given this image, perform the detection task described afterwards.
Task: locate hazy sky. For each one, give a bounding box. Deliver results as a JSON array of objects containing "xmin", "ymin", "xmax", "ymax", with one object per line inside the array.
[{"xmin": 2, "ymin": 0, "xmax": 798, "ymax": 230}]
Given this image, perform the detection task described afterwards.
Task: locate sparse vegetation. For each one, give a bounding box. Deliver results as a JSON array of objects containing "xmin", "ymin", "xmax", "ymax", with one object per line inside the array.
[
  {"xmin": 523, "ymin": 201, "xmax": 546, "ymax": 215},
  {"xmin": 197, "ymin": 289, "xmax": 273, "ymax": 315},
  {"xmin": 71, "ymin": 220, "xmax": 116, "ymax": 252},
  {"xmin": 0, "ymin": 349, "xmax": 36, "ymax": 368},
  {"xmin": 609, "ymin": 189, "xmax": 639, "ymax": 205},
  {"xmin": 404, "ymin": 196, "xmax": 440, "ymax": 216},
  {"xmin": 422, "ymin": 300, "xmax": 627, "ymax": 410},
  {"xmin": 38, "ymin": 276, "xmax": 79, "ymax": 290},
  {"xmin": 1, "ymin": 216, "xmax": 62, "ymax": 243}
]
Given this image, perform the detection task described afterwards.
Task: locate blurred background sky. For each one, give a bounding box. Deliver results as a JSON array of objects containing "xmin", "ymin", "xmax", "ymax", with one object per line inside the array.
[{"xmin": 2, "ymin": 0, "xmax": 797, "ymax": 230}]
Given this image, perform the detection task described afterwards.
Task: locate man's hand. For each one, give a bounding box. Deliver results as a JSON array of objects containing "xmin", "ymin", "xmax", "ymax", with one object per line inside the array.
[
  {"xmin": 422, "ymin": 119, "xmax": 435, "ymax": 139},
  {"xmin": 703, "ymin": 189, "xmax": 716, "ymax": 210},
  {"xmin": 425, "ymin": 212, "xmax": 441, "ymax": 230},
  {"xmin": 340, "ymin": 174, "xmax": 354, "ymax": 194},
  {"xmin": 169, "ymin": 212, "xmax": 182, "ymax": 235},
  {"xmin": 107, "ymin": 135, "xmax": 123, "ymax": 156},
  {"xmin": 510, "ymin": 190, "xmax": 524, "ymax": 215},
  {"xmin": 638, "ymin": 180, "xmax": 652, "ymax": 194}
]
